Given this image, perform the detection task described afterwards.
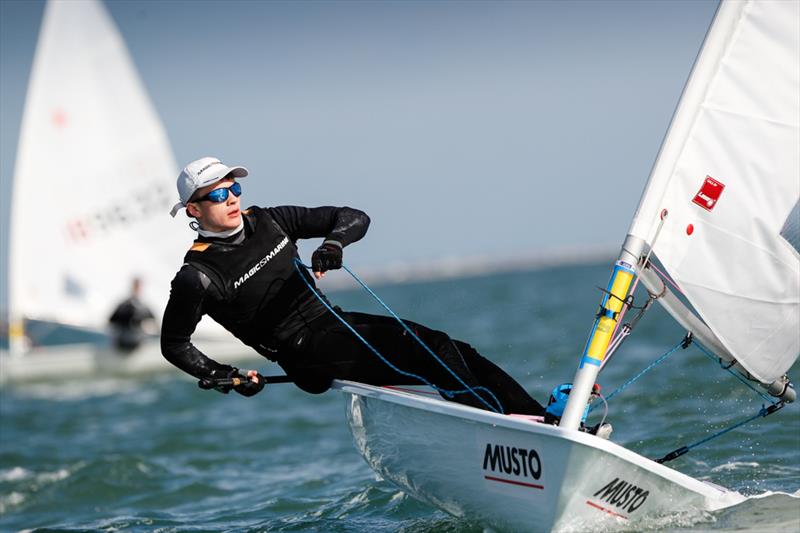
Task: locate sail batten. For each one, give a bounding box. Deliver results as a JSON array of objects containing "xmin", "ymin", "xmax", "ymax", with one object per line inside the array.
[{"xmin": 628, "ymin": 0, "xmax": 800, "ymax": 384}]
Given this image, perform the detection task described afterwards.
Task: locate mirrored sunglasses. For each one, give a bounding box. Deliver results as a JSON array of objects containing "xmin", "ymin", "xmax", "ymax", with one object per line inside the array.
[{"xmin": 195, "ymin": 181, "xmax": 242, "ymax": 203}]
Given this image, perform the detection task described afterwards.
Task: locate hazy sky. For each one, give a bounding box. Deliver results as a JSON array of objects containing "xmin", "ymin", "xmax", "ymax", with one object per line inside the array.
[{"xmin": 0, "ymin": 0, "xmax": 719, "ymax": 309}]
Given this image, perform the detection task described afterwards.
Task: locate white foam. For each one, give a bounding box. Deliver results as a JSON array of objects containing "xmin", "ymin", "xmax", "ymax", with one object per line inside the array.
[
  {"xmin": 710, "ymin": 461, "xmax": 760, "ymax": 472},
  {"xmin": 18, "ymin": 378, "xmax": 144, "ymax": 401},
  {"xmin": 748, "ymin": 489, "xmax": 800, "ymax": 500},
  {"xmin": 0, "ymin": 465, "xmax": 73, "ymax": 485},
  {"xmin": 0, "ymin": 491, "xmax": 26, "ymax": 513},
  {"xmin": 0, "ymin": 467, "xmax": 31, "ymax": 481},
  {"xmin": 38, "ymin": 468, "xmax": 71, "ymax": 483},
  {"xmin": 706, "ymin": 489, "xmax": 747, "ymax": 511}
]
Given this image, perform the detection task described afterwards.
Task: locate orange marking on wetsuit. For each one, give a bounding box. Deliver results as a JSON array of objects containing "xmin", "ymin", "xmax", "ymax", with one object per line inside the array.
[{"xmin": 190, "ymin": 242, "xmax": 211, "ymax": 252}]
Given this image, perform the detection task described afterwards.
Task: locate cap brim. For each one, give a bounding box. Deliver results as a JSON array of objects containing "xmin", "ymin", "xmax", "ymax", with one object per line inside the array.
[
  {"xmin": 225, "ymin": 166, "xmax": 248, "ymax": 178},
  {"xmin": 197, "ymin": 165, "xmax": 249, "ymax": 188}
]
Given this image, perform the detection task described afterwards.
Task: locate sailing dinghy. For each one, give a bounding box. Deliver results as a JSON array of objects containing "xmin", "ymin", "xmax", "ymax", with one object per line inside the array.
[
  {"xmin": 2, "ymin": 0, "xmax": 247, "ymax": 383},
  {"xmin": 335, "ymin": 0, "xmax": 799, "ymax": 530}
]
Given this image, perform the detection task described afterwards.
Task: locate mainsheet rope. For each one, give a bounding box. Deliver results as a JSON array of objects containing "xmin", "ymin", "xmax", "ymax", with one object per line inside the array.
[
  {"xmin": 654, "ymin": 402, "xmax": 784, "ymax": 464},
  {"xmin": 590, "ymin": 332, "xmax": 785, "ymax": 463},
  {"xmin": 694, "ymin": 342, "xmax": 778, "ymax": 404},
  {"xmin": 595, "ymin": 335, "xmax": 780, "ymax": 409},
  {"xmin": 293, "ymin": 259, "xmax": 504, "ymax": 414},
  {"xmin": 588, "ymin": 336, "xmax": 688, "ymax": 412}
]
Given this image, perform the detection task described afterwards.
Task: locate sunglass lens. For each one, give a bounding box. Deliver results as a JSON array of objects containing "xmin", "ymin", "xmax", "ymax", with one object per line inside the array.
[
  {"xmin": 201, "ymin": 182, "xmax": 241, "ymax": 203},
  {"xmin": 206, "ymin": 188, "xmax": 228, "ymax": 203}
]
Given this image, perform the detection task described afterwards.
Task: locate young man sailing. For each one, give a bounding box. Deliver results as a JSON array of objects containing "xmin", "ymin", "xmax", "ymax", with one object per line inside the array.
[{"xmin": 161, "ymin": 157, "xmax": 544, "ymax": 415}]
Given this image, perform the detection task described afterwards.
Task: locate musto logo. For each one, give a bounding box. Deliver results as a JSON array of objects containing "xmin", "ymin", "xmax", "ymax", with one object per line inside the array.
[
  {"xmin": 482, "ymin": 443, "xmax": 543, "ymax": 489},
  {"xmin": 586, "ymin": 477, "xmax": 649, "ymax": 518}
]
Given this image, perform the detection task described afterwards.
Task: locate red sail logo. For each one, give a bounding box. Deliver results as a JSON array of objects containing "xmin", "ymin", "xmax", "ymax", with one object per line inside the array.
[{"xmin": 692, "ymin": 176, "xmax": 725, "ymax": 211}]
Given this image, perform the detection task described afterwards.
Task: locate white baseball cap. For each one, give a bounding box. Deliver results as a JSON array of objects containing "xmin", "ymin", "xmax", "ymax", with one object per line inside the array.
[{"xmin": 169, "ymin": 156, "xmax": 249, "ymax": 217}]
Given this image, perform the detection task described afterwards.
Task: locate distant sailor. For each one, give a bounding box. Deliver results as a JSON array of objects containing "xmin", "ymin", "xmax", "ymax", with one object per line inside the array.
[
  {"xmin": 109, "ymin": 277, "xmax": 156, "ymax": 352},
  {"xmin": 161, "ymin": 156, "xmax": 545, "ymax": 415}
]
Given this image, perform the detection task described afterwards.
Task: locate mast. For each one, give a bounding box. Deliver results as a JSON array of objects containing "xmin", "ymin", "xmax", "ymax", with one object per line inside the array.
[{"xmin": 560, "ymin": 235, "xmax": 645, "ymax": 430}]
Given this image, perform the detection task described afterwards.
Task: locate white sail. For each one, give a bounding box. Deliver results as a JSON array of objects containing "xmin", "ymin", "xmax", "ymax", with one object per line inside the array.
[
  {"xmin": 628, "ymin": 0, "xmax": 800, "ymax": 384},
  {"xmin": 8, "ymin": 1, "xmax": 195, "ymax": 336}
]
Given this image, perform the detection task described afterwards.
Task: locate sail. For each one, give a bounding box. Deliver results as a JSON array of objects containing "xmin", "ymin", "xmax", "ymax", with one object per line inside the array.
[
  {"xmin": 8, "ymin": 1, "xmax": 195, "ymax": 335},
  {"xmin": 628, "ymin": 0, "xmax": 800, "ymax": 384}
]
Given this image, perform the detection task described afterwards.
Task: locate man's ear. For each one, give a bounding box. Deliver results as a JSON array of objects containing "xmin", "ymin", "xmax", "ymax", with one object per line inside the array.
[{"xmin": 186, "ymin": 202, "xmax": 202, "ymax": 219}]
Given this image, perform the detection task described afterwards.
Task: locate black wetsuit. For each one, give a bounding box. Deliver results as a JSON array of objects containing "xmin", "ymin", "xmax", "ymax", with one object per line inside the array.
[
  {"xmin": 161, "ymin": 205, "xmax": 544, "ymax": 415},
  {"xmin": 109, "ymin": 297, "xmax": 154, "ymax": 351}
]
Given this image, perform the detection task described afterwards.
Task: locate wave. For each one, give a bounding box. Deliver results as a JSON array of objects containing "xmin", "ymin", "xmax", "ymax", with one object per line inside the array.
[
  {"xmin": 0, "ymin": 465, "xmax": 74, "ymax": 515},
  {"xmin": 642, "ymin": 491, "xmax": 799, "ymax": 532},
  {"xmin": 710, "ymin": 461, "xmax": 760, "ymax": 472},
  {"xmin": 12, "ymin": 376, "xmax": 155, "ymax": 401}
]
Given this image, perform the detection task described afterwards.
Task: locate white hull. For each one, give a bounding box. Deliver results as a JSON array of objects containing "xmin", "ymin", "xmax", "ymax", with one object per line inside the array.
[
  {"xmin": 0, "ymin": 337, "xmax": 256, "ymax": 384},
  {"xmin": 336, "ymin": 381, "xmax": 744, "ymax": 532}
]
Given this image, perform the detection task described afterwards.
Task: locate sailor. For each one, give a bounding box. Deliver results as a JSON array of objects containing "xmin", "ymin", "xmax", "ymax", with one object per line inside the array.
[
  {"xmin": 109, "ymin": 277, "xmax": 156, "ymax": 352},
  {"xmin": 161, "ymin": 156, "xmax": 545, "ymax": 414}
]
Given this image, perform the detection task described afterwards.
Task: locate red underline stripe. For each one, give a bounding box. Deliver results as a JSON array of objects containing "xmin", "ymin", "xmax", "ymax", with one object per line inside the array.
[
  {"xmin": 484, "ymin": 475, "xmax": 544, "ymax": 489},
  {"xmin": 585, "ymin": 500, "xmax": 628, "ymax": 520}
]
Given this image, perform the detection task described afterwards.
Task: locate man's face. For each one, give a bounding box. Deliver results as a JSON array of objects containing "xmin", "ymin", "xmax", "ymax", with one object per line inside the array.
[{"xmin": 186, "ymin": 177, "xmax": 242, "ymax": 232}]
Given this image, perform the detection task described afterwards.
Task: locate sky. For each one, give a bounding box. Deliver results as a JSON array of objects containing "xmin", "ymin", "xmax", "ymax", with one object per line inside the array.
[{"xmin": 0, "ymin": 0, "xmax": 719, "ymax": 312}]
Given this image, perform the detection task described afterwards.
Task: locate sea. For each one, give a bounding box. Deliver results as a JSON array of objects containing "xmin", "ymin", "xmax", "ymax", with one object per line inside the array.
[{"xmin": 1, "ymin": 261, "xmax": 798, "ymax": 532}]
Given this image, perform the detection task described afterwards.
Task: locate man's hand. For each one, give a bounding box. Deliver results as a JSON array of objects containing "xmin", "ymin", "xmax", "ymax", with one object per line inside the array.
[
  {"xmin": 199, "ymin": 367, "xmax": 265, "ymax": 397},
  {"xmin": 233, "ymin": 369, "xmax": 265, "ymax": 397},
  {"xmin": 311, "ymin": 241, "xmax": 343, "ymax": 279}
]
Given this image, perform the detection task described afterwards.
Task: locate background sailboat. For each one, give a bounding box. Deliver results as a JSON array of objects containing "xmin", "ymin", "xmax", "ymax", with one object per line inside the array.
[{"xmin": 2, "ymin": 0, "xmax": 248, "ymax": 382}]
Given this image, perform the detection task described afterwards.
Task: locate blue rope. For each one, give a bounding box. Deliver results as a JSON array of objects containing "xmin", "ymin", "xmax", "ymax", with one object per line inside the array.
[
  {"xmin": 588, "ymin": 334, "xmax": 786, "ymax": 462},
  {"xmin": 655, "ymin": 402, "xmax": 785, "ymax": 463},
  {"xmin": 588, "ymin": 339, "xmax": 684, "ymax": 413},
  {"xmin": 591, "ymin": 336, "xmax": 781, "ymax": 411},
  {"xmin": 687, "ymin": 404, "xmax": 778, "ymax": 450},
  {"xmin": 293, "ymin": 260, "xmax": 504, "ymax": 413},
  {"xmin": 694, "ymin": 341, "xmax": 778, "ymax": 405}
]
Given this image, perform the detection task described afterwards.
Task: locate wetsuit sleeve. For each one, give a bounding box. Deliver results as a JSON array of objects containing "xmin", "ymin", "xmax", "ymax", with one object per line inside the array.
[
  {"xmin": 160, "ymin": 265, "xmax": 236, "ymax": 379},
  {"xmin": 266, "ymin": 206, "xmax": 370, "ymax": 246}
]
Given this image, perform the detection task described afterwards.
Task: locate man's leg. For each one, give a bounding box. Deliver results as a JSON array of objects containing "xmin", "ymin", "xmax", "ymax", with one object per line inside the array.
[
  {"xmin": 281, "ymin": 311, "xmax": 542, "ymax": 414},
  {"xmin": 449, "ymin": 340, "xmax": 545, "ymax": 416}
]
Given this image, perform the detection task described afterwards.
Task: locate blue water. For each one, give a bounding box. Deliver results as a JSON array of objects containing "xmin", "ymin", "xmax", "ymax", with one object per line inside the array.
[{"xmin": 1, "ymin": 261, "xmax": 799, "ymax": 532}]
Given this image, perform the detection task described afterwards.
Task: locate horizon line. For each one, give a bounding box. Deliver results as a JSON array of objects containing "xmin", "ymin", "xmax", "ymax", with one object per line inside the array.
[{"xmin": 319, "ymin": 243, "xmax": 617, "ymax": 291}]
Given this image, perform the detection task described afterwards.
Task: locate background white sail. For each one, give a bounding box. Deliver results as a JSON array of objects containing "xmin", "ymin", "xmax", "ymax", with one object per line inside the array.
[
  {"xmin": 9, "ymin": 0, "xmax": 196, "ymax": 337},
  {"xmin": 628, "ymin": 0, "xmax": 800, "ymax": 384}
]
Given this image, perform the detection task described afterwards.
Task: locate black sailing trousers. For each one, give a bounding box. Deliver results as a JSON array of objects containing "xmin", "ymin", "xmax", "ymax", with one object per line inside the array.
[{"xmin": 276, "ymin": 311, "xmax": 545, "ymax": 416}]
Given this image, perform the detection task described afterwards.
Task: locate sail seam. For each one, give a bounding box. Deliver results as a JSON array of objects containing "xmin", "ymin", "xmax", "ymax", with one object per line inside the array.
[
  {"xmin": 700, "ymin": 102, "xmax": 800, "ymax": 129},
  {"xmin": 675, "ymin": 279, "xmax": 799, "ymax": 305}
]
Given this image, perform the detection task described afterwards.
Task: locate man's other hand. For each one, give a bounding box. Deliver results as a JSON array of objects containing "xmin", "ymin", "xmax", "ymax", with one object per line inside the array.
[{"xmin": 312, "ymin": 241, "xmax": 343, "ymax": 279}]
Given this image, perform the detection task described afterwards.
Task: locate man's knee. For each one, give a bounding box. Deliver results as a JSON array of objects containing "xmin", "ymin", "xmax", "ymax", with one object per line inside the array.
[
  {"xmin": 292, "ymin": 373, "xmax": 332, "ymax": 394},
  {"xmin": 403, "ymin": 321, "xmax": 451, "ymax": 349}
]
